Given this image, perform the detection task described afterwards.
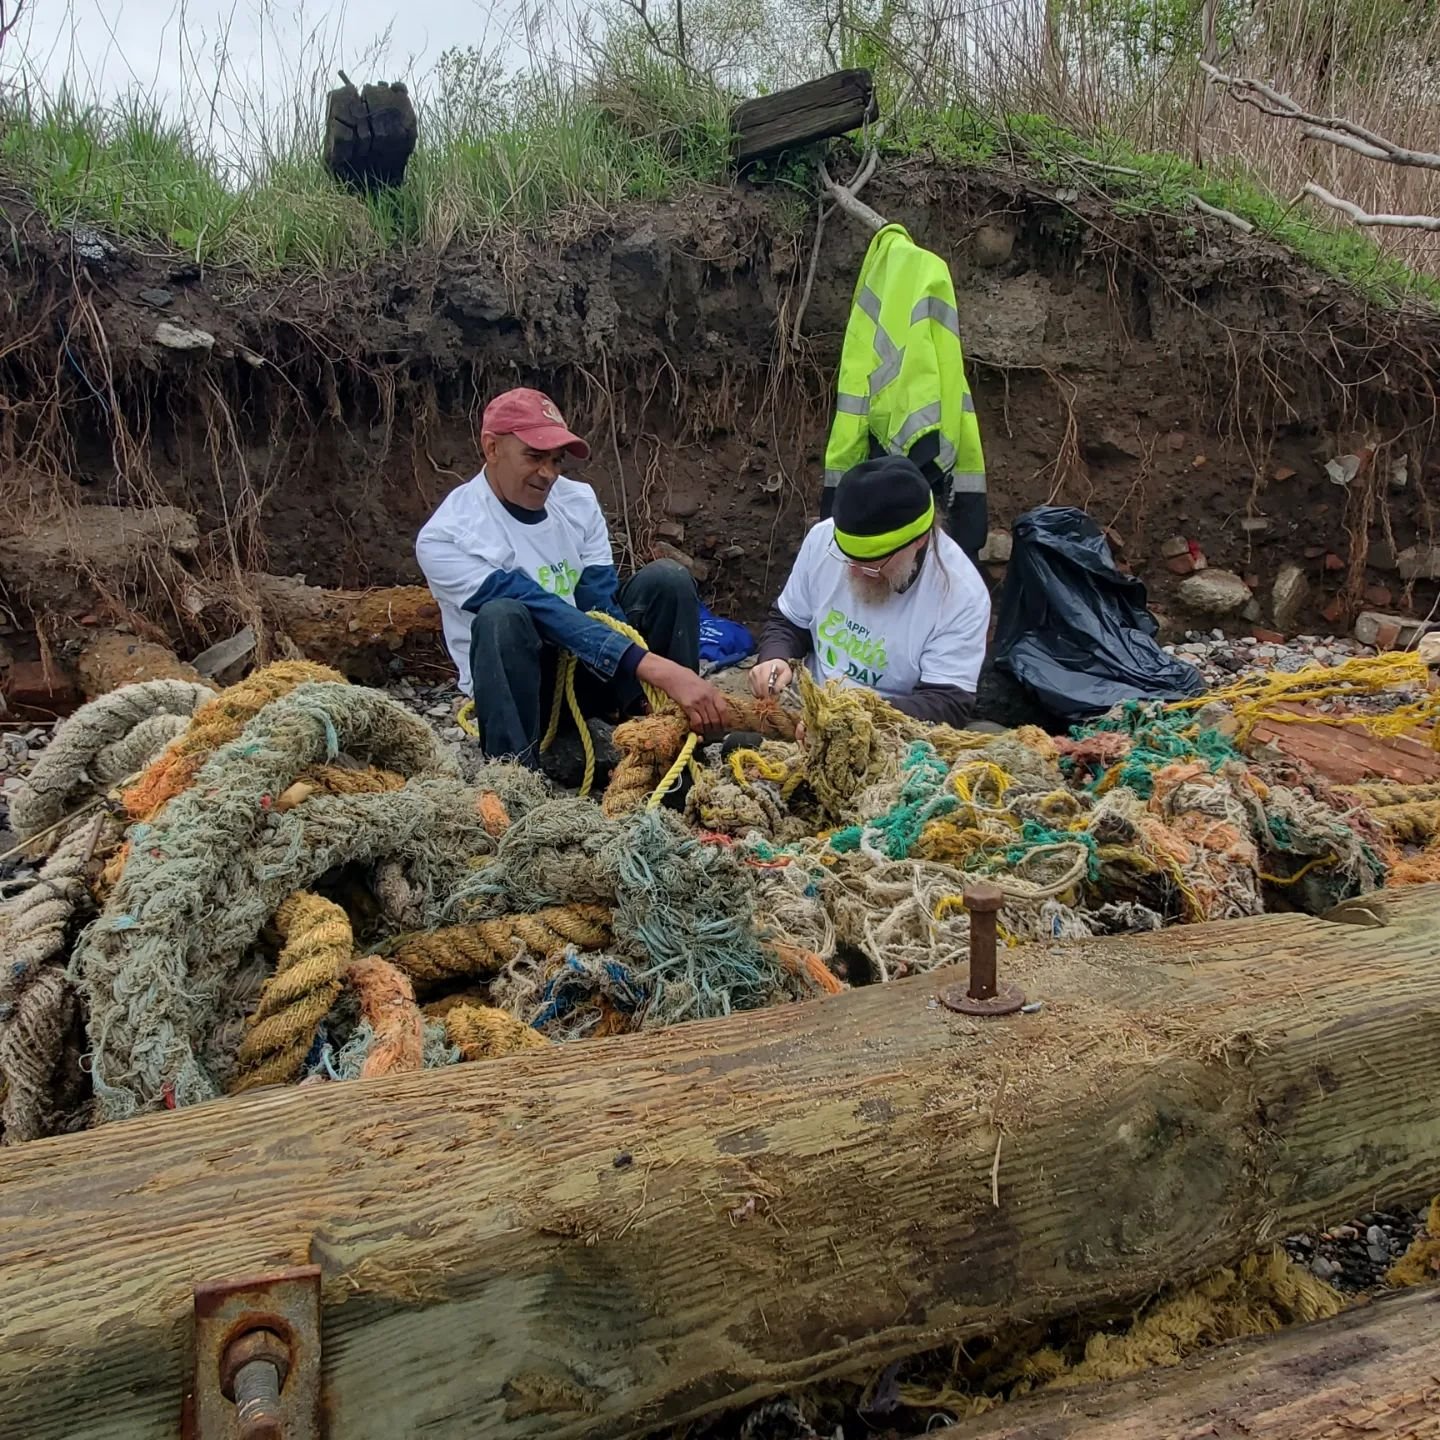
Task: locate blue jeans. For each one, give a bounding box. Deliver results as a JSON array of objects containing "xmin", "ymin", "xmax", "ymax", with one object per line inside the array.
[{"xmin": 468, "ymin": 560, "xmax": 699, "ymax": 763}]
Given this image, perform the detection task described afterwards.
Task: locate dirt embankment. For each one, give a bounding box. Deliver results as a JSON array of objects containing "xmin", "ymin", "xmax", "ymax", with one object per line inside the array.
[{"xmin": 2, "ymin": 160, "xmax": 1440, "ymax": 702}]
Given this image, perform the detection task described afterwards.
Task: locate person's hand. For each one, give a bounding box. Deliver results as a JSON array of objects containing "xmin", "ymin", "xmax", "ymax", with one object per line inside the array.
[
  {"xmin": 795, "ymin": 720, "xmax": 808, "ymax": 748},
  {"xmin": 637, "ymin": 654, "xmax": 729, "ymax": 735},
  {"xmin": 749, "ymin": 658, "xmax": 793, "ymax": 700}
]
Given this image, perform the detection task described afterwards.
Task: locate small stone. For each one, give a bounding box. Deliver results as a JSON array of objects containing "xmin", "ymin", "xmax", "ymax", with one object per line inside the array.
[
  {"xmin": 655, "ymin": 520, "xmax": 686, "ymax": 543},
  {"xmin": 1243, "ymin": 599, "xmax": 1263, "ymax": 623},
  {"xmin": 1366, "ymin": 1225, "xmax": 1390, "ymax": 1264},
  {"xmin": 1321, "ymin": 596, "xmax": 1346, "ymax": 625},
  {"xmin": 426, "ymin": 703, "xmax": 449, "ymax": 718},
  {"xmin": 1369, "ymin": 539, "xmax": 1398, "ymax": 571},
  {"xmin": 1355, "ymin": 611, "xmax": 1409, "ymax": 648},
  {"xmin": 666, "ymin": 490, "xmax": 702, "ymax": 520},
  {"xmin": 972, "ymin": 224, "xmax": 1016, "ymax": 268},
  {"xmin": 1272, "ymin": 465, "xmax": 1297, "ymax": 481},
  {"xmin": 1334, "ymin": 1225, "xmax": 1359, "ymax": 1240},
  {"xmin": 1239, "ymin": 516, "xmax": 1271, "ymax": 534},
  {"xmin": 1398, "ymin": 544, "xmax": 1440, "ymax": 581},
  {"xmin": 1252, "ymin": 627, "xmax": 1286, "ymax": 643},
  {"xmin": 1363, "ymin": 584, "xmax": 1393, "ymax": 608},
  {"xmin": 138, "ymin": 286, "xmax": 174, "ymax": 308},
  {"xmin": 1323, "ymin": 552, "xmax": 1346, "ymax": 572},
  {"xmin": 1178, "ymin": 570, "xmax": 1252, "ymax": 617},
  {"xmin": 1166, "ymin": 553, "xmax": 1199, "ymax": 576},
  {"xmin": 1272, "ymin": 563, "xmax": 1310, "ymax": 632},
  {"xmin": 1161, "ymin": 536, "xmax": 1191, "ymax": 559},
  {"xmin": 653, "ymin": 540, "xmax": 711, "ymax": 582},
  {"xmin": 979, "ymin": 530, "xmax": 1013, "ymax": 565},
  {"xmin": 1310, "ymin": 1255, "xmax": 1339, "ymax": 1281},
  {"xmin": 154, "ymin": 320, "xmax": 215, "ymax": 352}
]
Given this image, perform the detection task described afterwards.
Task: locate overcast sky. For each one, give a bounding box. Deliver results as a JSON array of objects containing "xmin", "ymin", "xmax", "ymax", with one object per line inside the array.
[{"xmin": 6, "ymin": 0, "xmax": 543, "ymax": 120}]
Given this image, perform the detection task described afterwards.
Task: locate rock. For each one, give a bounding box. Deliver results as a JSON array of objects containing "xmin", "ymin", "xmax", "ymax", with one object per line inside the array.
[
  {"xmin": 1398, "ymin": 544, "xmax": 1440, "ymax": 581},
  {"xmin": 666, "ymin": 491, "xmax": 702, "ymax": 520},
  {"xmin": 1086, "ymin": 427, "xmax": 1143, "ymax": 462},
  {"xmin": 191, "ymin": 626, "xmax": 257, "ymax": 680},
  {"xmin": 1323, "ymin": 552, "xmax": 1346, "ymax": 572},
  {"xmin": 719, "ymin": 544, "xmax": 746, "ymax": 560},
  {"xmin": 1363, "ymin": 584, "xmax": 1393, "ymax": 609},
  {"xmin": 1369, "ymin": 539, "xmax": 1398, "ymax": 571},
  {"xmin": 1321, "ymin": 596, "xmax": 1346, "ymax": 625},
  {"xmin": 1165, "ymin": 553, "xmax": 1198, "ymax": 576},
  {"xmin": 655, "ymin": 520, "xmax": 686, "ymax": 544},
  {"xmin": 1325, "ymin": 454, "xmax": 1363, "ymax": 486},
  {"xmin": 1252, "ymin": 627, "xmax": 1286, "ymax": 644},
  {"xmin": 1160, "ymin": 536, "xmax": 1191, "ymax": 559},
  {"xmin": 1310, "ymin": 1255, "xmax": 1339, "ymax": 1281},
  {"xmin": 1177, "ymin": 569, "xmax": 1252, "ymax": 617},
  {"xmin": 652, "ymin": 541, "xmax": 711, "ymax": 582},
  {"xmin": 1243, "ymin": 600, "xmax": 1263, "ymax": 623},
  {"xmin": 1366, "ymin": 1224, "xmax": 1390, "ymax": 1265},
  {"xmin": 75, "ymin": 632, "xmax": 207, "ymax": 699},
  {"xmin": 138, "ymin": 287, "xmax": 174, "ymax": 308},
  {"xmin": 70, "ymin": 224, "xmax": 116, "ymax": 264},
  {"xmin": 154, "ymin": 321, "xmax": 215, "ymax": 352},
  {"xmin": 1271, "ymin": 563, "xmax": 1309, "ymax": 632},
  {"xmin": 1354, "ymin": 611, "xmax": 1409, "ymax": 649},
  {"xmin": 1239, "ymin": 516, "xmax": 1271, "ymax": 534},
  {"xmin": 971, "ymin": 224, "xmax": 1015, "ymax": 268},
  {"xmin": 1272, "ymin": 465, "xmax": 1297, "ymax": 481},
  {"xmin": 978, "ymin": 529, "xmax": 1012, "ymax": 565}
]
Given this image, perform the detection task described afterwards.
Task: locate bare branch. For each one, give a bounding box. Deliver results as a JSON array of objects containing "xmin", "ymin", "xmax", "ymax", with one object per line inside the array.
[
  {"xmin": 1190, "ymin": 195, "xmax": 1254, "ymax": 234},
  {"xmin": 1200, "ymin": 60, "xmax": 1440, "ymax": 172},
  {"xmin": 618, "ymin": 0, "xmax": 699, "ymax": 79},
  {"xmin": 0, "ymin": 0, "xmax": 27, "ymax": 52},
  {"xmin": 819, "ymin": 161, "xmax": 888, "ymax": 233},
  {"xmin": 1302, "ymin": 182, "xmax": 1440, "ymax": 232}
]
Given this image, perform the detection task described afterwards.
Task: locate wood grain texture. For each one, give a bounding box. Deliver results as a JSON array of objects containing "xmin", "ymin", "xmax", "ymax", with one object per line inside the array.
[
  {"xmin": 933, "ymin": 1285, "xmax": 1440, "ymax": 1439},
  {"xmin": 732, "ymin": 69, "xmax": 876, "ymax": 161},
  {"xmin": 4, "ymin": 886, "xmax": 1440, "ymax": 1439}
]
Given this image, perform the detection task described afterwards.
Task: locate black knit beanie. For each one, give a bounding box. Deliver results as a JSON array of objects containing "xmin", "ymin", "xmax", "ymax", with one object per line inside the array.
[{"xmin": 831, "ymin": 456, "xmax": 935, "ymax": 560}]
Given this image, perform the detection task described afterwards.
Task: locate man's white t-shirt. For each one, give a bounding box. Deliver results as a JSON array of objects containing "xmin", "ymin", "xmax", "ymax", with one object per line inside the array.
[
  {"xmin": 415, "ymin": 471, "xmax": 613, "ymax": 695},
  {"xmin": 777, "ymin": 520, "xmax": 990, "ymax": 697}
]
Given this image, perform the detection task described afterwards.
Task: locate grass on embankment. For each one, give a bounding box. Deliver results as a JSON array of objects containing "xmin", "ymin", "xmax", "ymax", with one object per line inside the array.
[{"xmin": 2, "ymin": 40, "xmax": 1436, "ymax": 310}]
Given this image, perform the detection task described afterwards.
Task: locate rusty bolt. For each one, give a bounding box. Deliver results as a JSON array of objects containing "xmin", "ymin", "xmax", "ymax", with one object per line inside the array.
[
  {"xmin": 963, "ymin": 881, "xmax": 1002, "ymax": 1001},
  {"xmin": 939, "ymin": 880, "xmax": 1026, "ymax": 1018},
  {"xmin": 220, "ymin": 1328, "xmax": 290, "ymax": 1440}
]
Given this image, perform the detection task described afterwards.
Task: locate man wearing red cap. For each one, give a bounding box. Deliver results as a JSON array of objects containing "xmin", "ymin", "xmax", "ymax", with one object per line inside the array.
[{"xmin": 416, "ymin": 387, "xmax": 725, "ymax": 772}]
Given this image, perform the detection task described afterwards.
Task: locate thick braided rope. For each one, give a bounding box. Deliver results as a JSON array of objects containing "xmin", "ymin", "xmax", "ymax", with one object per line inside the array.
[
  {"xmin": 229, "ymin": 893, "xmax": 349, "ymax": 1093},
  {"xmin": 73, "ymin": 685, "xmax": 462, "ymax": 1119},
  {"xmin": 0, "ymin": 966, "xmax": 88, "ymax": 1142},
  {"xmin": 8, "ymin": 679, "xmax": 214, "ymax": 840},
  {"xmin": 345, "ymin": 954, "xmax": 424, "ymax": 1078},
  {"xmin": 443, "ymin": 1002, "xmax": 547, "ymax": 1060},
  {"xmin": 385, "ymin": 904, "xmax": 613, "ymax": 993},
  {"xmin": 0, "ymin": 815, "xmax": 120, "ymax": 1022},
  {"xmin": 123, "ymin": 661, "xmax": 345, "ymax": 819}
]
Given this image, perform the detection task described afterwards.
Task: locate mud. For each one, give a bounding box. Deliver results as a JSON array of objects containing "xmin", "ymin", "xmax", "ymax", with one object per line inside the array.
[{"xmin": 3, "ymin": 162, "xmax": 1440, "ymax": 685}]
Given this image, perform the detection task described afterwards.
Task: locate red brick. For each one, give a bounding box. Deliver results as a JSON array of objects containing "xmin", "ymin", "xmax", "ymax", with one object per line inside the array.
[
  {"xmin": 1304, "ymin": 546, "xmax": 1326, "ymax": 559},
  {"xmin": 1364, "ymin": 584, "xmax": 1394, "ymax": 608},
  {"xmin": 1321, "ymin": 596, "xmax": 1346, "ymax": 624},
  {"xmin": 1324, "ymin": 552, "xmax": 1346, "ymax": 572},
  {"xmin": 1252, "ymin": 627, "xmax": 1286, "ymax": 643},
  {"xmin": 1165, "ymin": 553, "xmax": 1198, "ymax": 576},
  {"xmin": 2, "ymin": 659, "xmax": 80, "ymax": 715},
  {"xmin": 1244, "ymin": 573, "xmax": 1260, "ymax": 591},
  {"xmin": 1374, "ymin": 620, "xmax": 1404, "ymax": 650}
]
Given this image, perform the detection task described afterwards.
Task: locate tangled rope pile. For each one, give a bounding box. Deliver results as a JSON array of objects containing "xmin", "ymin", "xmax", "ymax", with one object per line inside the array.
[{"xmin": 0, "ymin": 645, "xmax": 1423, "ymax": 1145}]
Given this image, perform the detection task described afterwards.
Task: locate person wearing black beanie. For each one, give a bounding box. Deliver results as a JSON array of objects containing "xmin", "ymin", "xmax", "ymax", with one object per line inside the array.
[{"xmin": 750, "ymin": 456, "xmax": 991, "ymax": 727}]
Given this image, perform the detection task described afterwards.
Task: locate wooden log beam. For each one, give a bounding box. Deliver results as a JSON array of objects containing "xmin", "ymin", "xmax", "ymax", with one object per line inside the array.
[
  {"xmin": 248, "ymin": 573, "xmax": 443, "ymax": 682},
  {"xmin": 4, "ymin": 888, "xmax": 1440, "ymax": 1438},
  {"xmin": 932, "ymin": 1285, "xmax": 1440, "ymax": 1440},
  {"xmin": 733, "ymin": 69, "xmax": 876, "ymax": 163}
]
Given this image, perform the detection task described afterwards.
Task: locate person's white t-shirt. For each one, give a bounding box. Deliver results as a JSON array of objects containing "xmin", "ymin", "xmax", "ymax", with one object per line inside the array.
[
  {"xmin": 777, "ymin": 520, "xmax": 990, "ymax": 697},
  {"xmin": 415, "ymin": 471, "xmax": 612, "ymax": 695}
]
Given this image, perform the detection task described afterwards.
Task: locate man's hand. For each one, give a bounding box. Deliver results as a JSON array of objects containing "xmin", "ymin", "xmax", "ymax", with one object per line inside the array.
[
  {"xmin": 636, "ymin": 654, "xmax": 729, "ymax": 735},
  {"xmin": 749, "ymin": 658, "xmax": 793, "ymax": 699}
]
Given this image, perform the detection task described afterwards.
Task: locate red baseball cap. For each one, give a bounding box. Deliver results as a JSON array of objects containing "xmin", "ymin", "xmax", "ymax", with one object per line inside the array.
[{"xmin": 481, "ymin": 388, "xmax": 590, "ymax": 461}]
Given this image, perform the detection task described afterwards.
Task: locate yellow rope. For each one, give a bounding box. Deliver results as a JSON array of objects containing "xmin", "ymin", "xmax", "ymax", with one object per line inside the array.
[
  {"xmin": 1167, "ymin": 651, "xmax": 1439, "ymax": 746},
  {"xmin": 457, "ymin": 611, "xmax": 696, "ymax": 804},
  {"xmin": 1258, "ymin": 852, "xmax": 1340, "ymax": 886},
  {"xmin": 229, "ymin": 892, "xmax": 349, "ymax": 1093}
]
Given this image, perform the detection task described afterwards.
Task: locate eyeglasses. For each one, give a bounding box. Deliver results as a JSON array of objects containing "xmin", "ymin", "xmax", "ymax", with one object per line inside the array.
[{"xmin": 828, "ymin": 540, "xmax": 887, "ymax": 576}]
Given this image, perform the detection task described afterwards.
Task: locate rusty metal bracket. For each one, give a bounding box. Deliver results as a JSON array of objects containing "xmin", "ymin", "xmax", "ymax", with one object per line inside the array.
[
  {"xmin": 938, "ymin": 880, "xmax": 1027, "ymax": 1018},
  {"xmin": 187, "ymin": 1264, "xmax": 322, "ymax": 1440}
]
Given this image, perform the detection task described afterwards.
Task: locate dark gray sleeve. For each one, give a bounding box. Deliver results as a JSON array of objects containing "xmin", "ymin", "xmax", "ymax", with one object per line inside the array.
[
  {"xmin": 889, "ymin": 682, "xmax": 977, "ymax": 727},
  {"xmin": 758, "ymin": 605, "xmax": 812, "ymax": 664}
]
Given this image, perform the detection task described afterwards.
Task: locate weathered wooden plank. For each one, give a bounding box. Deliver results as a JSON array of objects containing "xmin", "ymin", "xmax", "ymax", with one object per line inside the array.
[
  {"xmin": 932, "ymin": 1285, "xmax": 1440, "ymax": 1440},
  {"xmin": 3, "ymin": 887, "xmax": 1440, "ymax": 1439},
  {"xmin": 733, "ymin": 70, "xmax": 876, "ymax": 162}
]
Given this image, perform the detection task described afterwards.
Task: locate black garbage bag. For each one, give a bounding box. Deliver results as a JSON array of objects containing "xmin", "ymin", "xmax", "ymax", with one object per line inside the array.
[{"xmin": 993, "ymin": 506, "xmax": 1206, "ymax": 724}]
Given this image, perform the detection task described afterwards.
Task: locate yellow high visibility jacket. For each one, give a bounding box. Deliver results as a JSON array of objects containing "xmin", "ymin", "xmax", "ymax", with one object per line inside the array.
[{"xmin": 822, "ymin": 223, "xmax": 986, "ymax": 552}]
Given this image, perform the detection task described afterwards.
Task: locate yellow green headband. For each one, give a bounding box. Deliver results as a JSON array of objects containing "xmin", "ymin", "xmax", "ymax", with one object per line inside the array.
[{"xmin": 833, "ymin": 496, "xmax": 935, "ymax": 561}]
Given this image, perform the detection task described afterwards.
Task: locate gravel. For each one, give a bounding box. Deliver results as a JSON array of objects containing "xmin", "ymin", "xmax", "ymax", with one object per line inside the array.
[{"xmin": 1283, "ymin": 1206, "xmax": 1426, "ymax": 1293}]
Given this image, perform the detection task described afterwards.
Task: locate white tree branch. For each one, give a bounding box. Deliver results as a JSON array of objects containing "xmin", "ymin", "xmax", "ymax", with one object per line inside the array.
[
  {"xmin": 819, "ymin": 162, "xmax": 888, "ymax": 232},
  {"xmin": 1191, "ymin": 195, "xmax": 1254, "ymax": 233},
  {"xmin": 1199, "ymin": 60, "xmax": 1440, "ymax": 171},
  {"xmin": 1301, "ymin": 182, "xmax": 1440, "ymax": 232}
]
